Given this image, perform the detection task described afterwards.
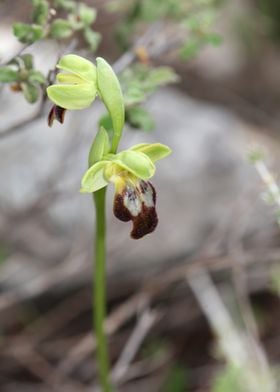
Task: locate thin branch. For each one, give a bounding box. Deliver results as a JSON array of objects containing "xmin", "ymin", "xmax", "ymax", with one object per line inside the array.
[{"xmin": 111, "ymin": 307, "xmax": 160, "ymax": 383}]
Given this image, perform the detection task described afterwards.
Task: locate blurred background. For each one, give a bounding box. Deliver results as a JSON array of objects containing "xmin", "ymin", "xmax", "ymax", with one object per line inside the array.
[{"xmin": 1, "ymin": 0, "xmax": 280, "ymax": 391}]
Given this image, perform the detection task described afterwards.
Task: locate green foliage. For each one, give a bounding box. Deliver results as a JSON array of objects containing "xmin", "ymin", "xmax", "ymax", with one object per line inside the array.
[
  {"xmin": 161, "ymin": 364, "xmax": 188, "ymax": 392},
  {"xmin": 53, "ymin": 0, "xmax": 76, "ymax": 12},
  {"xmin": 0, "ymin": 243, "xmax": 9, "ymax": 267},
  {"xmin": 32, "ymin": 0, "xmax": 49, "ymax": 25},
  {"xmin": 212, "ymin": 365, "xmax": 243, "ymax": 392},
  {"xmin": 126, "ymin": 106, "xmax": 155, "ymax": 131},
  {"xmin": 270, "ymin": 265, "xmax": 280, "ymax": 296},
  {"xmin": 258, "ymin": 0, "xmax": 280, "ymax": 42},
  {"xmin": 13, "ymin": 23, "xmax": 44, "ymax": 44},
  {"xmin": 50, "ymin": 19, "xmax": 73, "ymax": 39},
  {"xmin": 83, "ymin": 29, "xmax": 101, "ymax": 52},
  {"xmin": 120, "ymin": 64, "xmax": 179, "ymax": 107},
  {"xmin": 247, "ymin": 148, "xmax": 265, "ymax": 164},
  {"xmin": 21, "ymin": 82, "xmax": 39, "ymax": 103},
  {"xmin": 0, "ymin": 67, "xmax": 20, "ymax": 83},
  {"xmin": 12, "ymin": 0, "xmax": 101, "ymax": 53},
  {"xmin": 78, "ymin": 4, "xmax": 97, "ymax": 26},
  {"xmin": 109, "ymin": 0, "xmax": 222, "ymax": 55},
  {"xmin": 0, "ymin": 54, "xmax": 46, "ymax": 103}
]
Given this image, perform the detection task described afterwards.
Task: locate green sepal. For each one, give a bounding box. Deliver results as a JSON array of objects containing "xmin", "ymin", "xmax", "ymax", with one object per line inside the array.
[
  {"xmin": 88, "ymin": 127, "xmax": 110, "ymax": 166},
  {"xmin": 80, "ymin": 161, "xmax": 109, "ymax": 193},
  {"xmin": 13, "ymin": 23, "xmax": 44, "ymax": 43},
  {"xmin": 22, "ymin": 83, "xmax": 39, "ymax": 103},
  {"xmin": 113, "ymin": 150, "xmax": 155, "ymax": 180},
  {"xmin": 0, "ymin": 67, "xmax": 19, "ymax": 83},
  {"xmin": 57, "ymin": 54, "xmax": 96, "ymax": 82},
  {"xmin": 56, "ymin": 73, "xmax": 81, "ymax": 84},
  {"xmin": 96, "ymin": 57, "xmax": 124, "ymax": 151},
  {"xmin": 47, "ymin": 82, "xmax": 97, "ymax": 110},
  {"xmin": 130, "ymin": 143, "xmax": 172, "ymax": 162},
  {"xmin": 50, "ymin": 19, "xmax": 73, "ymax": 39}
]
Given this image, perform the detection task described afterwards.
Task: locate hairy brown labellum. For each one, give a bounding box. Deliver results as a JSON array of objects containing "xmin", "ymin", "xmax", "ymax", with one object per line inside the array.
[
  {"xmin": 113, "ymin": 180, "xmax": 158, "ymax": 239},
  {"xmin": 48, "ymin": 105, "xmax": 66, "ymax": 127}
]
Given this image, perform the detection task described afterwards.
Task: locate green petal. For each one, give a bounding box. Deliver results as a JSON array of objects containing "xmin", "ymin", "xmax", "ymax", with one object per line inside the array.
[
  {"xmin": 113, "ymin": 150, "xmax": 155, "ymax": 180},
  {"xmin": 56, "ymin": 72, "xmax": 83, "ymax": 84},
  {"xmin": 47, "ymin": 83, "xmax": 97, "ymax": 110},
  {"xmin": 80, "ymin": 161, "xmax": 109, "ymax": 193},
  {"xmin": 88, "ymin": 126, "xmax": 110, "ymax": 166},
  {"xmin": 130, "ymin": 143, "xmax": 172, "ymax": 162},
  {"xmin": 96, "ymin": 57, "xmax": 124, "ymax": 149},
  {"xmin": 57, "ymin": 54, "xmax": 97, "ymax": 82}
]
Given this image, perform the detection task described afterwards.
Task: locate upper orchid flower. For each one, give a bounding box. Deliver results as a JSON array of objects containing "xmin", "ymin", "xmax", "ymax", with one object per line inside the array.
[
  {"xmin": 81, "ymin": 129, "xmax": 171, "ymax": 239},
  {"xmin": 47, "ymin": 54, "xmax": 97, "ymax": 110}
]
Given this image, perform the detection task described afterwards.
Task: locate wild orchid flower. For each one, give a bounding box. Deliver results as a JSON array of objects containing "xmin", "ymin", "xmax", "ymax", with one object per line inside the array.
[{"xmin": 81, "ymin": 130, "xmax": 171, "ymax": 238}]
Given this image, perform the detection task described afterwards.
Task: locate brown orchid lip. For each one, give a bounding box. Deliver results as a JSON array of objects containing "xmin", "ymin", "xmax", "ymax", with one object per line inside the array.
[
  {"xmin": 113, "ymin": 180, "xmax": 158, "ymax": 239},
  {"xmin": 48, "ymin": 105, "xmax": 66, "ymax": 127}
]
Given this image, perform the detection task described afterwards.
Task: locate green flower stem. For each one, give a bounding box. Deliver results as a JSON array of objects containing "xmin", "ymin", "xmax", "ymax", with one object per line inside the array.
[
  {"xmin": 110, "ymin": 129, "xmax": 122, "ymax": 155},
  {"xmin": 93, "ymin": 187, "xmax": 112, "ymax": 392}
]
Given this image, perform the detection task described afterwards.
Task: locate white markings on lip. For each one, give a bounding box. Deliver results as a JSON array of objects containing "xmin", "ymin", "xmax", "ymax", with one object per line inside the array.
[{"xmin": 114, "ymin": 180, "xmax": 158, "ymax": 239}]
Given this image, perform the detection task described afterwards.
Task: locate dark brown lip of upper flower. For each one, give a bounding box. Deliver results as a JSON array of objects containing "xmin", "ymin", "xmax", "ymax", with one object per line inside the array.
[
  {"xmin": 113, "ymin": 181, "xmax": 158, "ymax": 239},
  {"xmin": 48, "ymin": 105, "xmax": 66, "ymax": 127}
]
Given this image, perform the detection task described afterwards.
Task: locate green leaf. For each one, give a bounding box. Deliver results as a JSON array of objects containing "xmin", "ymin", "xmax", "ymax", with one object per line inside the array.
[
  {"xmin": 147, "ymin": 66, "xmax": 179, "ymax": 87},
  {"xmin": 47, "ymin": 82, "xmax": 97, "ymax": 110},
  {"xmin": 180, "ymin": 40, "xmax": 201, "ymax": 59},
  {"xmin": 54, "ymin": 0, "xmax": 76, "ymax": 12},
  {"xmin": 13, "ymin": 23, "xmax": 44, "ymax": 43},
  {"xmin": 28, "ymin": 70, "xmax": 46, "ymax": 84},
  {"xmin": 113, "ymin": 150, "xmax": 155, "ymax": 180},
  {"xmin": 57, "ymin": 54, "xmax": 97, "ymax": 82},
  {"xmin": 212, "ymin": 365, "xmax": 243, "ymax": 392},
  {"xmin": 68, "ymin": 14, "xmax": 84, "ymax": 30},
  {"xmin": 162, "ymin": 365, "xmax": 187, "ymax": 392},
  {"xmin": 124, "ymin": 87, "xmax": 146, "ymax": 106},
  {"xmin": 130, "ymin": 143, "xmax": 171, "ymax": 162},
  {"xmin": 96, "ymin": 57, "xmax": 125, "ymax": 149},
  {"xmin": 0, "ymin": 67, "xmax": 19, "ymax": 83},
  {"xmin": 126, "ymin": 106, "xmax": 155, "ymax": 131},
  {"xmin": 88, "ymin": 127, "xmax": 110, "ymax": 166},
  {"xmin": 32, "ymin": 0, "xmax": 49, "ymax": 25},
  {"xmin": 83, "ymin": 28, "xmax": 101, "ymax": 52},
  {"xmin": 205, "ymin": 32, "xmax": 223, "ymax": 46},
  {"xmin": 247, "ymin": 148, "xmax": 265, "ymax": 164},
  {"xmin": 81, "ymin": 161, "xmax": 109, "ymax": 193},
  {"xmin": 22, "ymin": 83, "xmax": 39, "ymax": 103},
  {"xmin": 79, "ymin": 4, "xmax": 97, "ymax": 26},
  {"xmin": 20, "ymin": 54, "xmax": 34, "ymax": 70},
  {"xmin": 120, "ymin": 64, "xmax": 178, "ymax": 106},
  {"xmin": 50, "ymin": 19, "xmax": 73, "ymax": 39}
]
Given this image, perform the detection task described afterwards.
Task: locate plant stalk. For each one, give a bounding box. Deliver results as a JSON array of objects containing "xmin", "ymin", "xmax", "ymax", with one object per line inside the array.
[{"xmin": 93, "ymin": 187, "xmax": 112, "ymax": 392}]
